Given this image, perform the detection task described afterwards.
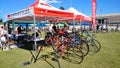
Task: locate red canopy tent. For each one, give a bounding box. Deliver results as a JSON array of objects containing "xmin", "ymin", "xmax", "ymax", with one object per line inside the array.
[
  {"xmin": 66, "ymin": 7, "xmax": 92, "ymax": 22},
  {"xmin": 7, "ymin": 0, "xmax": 74, "ymax": 21},
  {"xmin": 6, "ymin": 1, "xmax": 74, "ymax": 66},
  {"xmin": 5, "ymin": 0, "xmax": 97, "ymax": 66}
]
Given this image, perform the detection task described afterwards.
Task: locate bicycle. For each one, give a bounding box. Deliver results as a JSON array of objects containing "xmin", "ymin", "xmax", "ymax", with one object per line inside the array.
[
  {"xmin": 45, "ymin": 31, "xmax": 84, "ymax": 64},
  {"xmin": 80, "ymin": 29, "xmax": 101, "ymax": 53},
  {"xmin": 69, "ymin": 32, "xmax": 89, "ymax": 57}
]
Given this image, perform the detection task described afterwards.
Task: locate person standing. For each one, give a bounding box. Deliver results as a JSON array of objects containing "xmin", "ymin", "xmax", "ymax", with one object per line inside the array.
[
  {"xmin": 17, "ymin": 25, "xmax": 22, "ymax": 34},
  {"xmin": 96, "ymin": 24, "xmax": 100, "ymax": 32},
  {"xmin": 115, "ymin": 24, "xmax": 119, "ymax": 31},
  {"xmin": 0, "ymin": 26, "xmax": 8, "ymax": 50},
  {"xmin": 62, "ymin": 23, "xmax": 68, "ymax": 32},
  {"xmin": 62, "ymin": 23, "xmax": 69, "ymax": 36},
  {"xmin": 0, "ymin": 26, "xmax": 7, "ymax": 37},
  {"xmin": 14, "ymin": 26, "xmax": 18, "ymax": 34},
  {"xmin": 52, "ymin": 23, "xmax": 57, "ymax": 33}
]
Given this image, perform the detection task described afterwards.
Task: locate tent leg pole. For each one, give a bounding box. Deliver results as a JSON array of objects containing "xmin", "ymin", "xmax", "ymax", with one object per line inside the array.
[
  {"xmin": 50, "ymin": 35, "xmax": 61, "ymax": 68},
  {"xmin": 33, "ymin": 15, "xmax": 37, "ymax": 51},
  {"xmin": 33, "ymin": 15, "xmax": 38, "ymax": 63},
  {"xmin": 34, "ymin": 46, "xmax": 43, "ymax": 63}
]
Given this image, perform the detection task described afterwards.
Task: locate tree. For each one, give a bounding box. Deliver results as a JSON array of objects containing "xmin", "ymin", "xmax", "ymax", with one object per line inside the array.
[
  {"xmin": 0, "ymin": 18, "xmax": 3, "ymax": 24},
  {"xmin": 59, "ymin": 6, "xmax": 65, "ymax": 10}
]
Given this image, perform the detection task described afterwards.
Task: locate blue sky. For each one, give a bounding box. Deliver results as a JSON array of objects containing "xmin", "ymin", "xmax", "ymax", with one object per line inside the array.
[{"xmin": 0, "ymin": 0, "xmax": 120, "ymax": 22}]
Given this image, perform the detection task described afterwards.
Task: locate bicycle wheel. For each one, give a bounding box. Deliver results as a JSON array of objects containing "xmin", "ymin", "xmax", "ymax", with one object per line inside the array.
[
  {"xmin": 73, "ymin": 45, "xmax": 83, "ymax": 57},
  {"xmin": 74, "ymin": 39, "xmax": 89, "ymax": 57},
  {"xmin": 89, "ymin": 39, "xmax": 101, "ymax": 53},
  {"xmin": 64, "ymin": 47, "xmax": 84, "ymax": 64}
]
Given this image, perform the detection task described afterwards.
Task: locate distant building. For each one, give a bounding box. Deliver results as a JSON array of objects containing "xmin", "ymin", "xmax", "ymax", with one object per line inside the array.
[
  {"xmin": 97, "ymin": 13, "xmax": 120, "ymax": 24},
  {"xmin": 96, "ymin": 13, "xmax": 120, "ymax": 30}
]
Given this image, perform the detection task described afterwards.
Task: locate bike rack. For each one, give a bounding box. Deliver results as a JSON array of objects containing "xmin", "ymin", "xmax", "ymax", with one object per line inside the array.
[{"xmin": 30, "ymin": 35, "xmax": 61, "ymax": 68}]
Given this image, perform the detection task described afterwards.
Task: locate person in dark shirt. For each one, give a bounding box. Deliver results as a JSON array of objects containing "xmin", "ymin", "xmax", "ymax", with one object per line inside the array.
[
  {"xmin": 52, "ymin": 23, "xmax": 57, "ymax": 33},
  {"xmin": 96, "ymin": 24, "xmax": 100, "ymax": 31},
  {"xmin": 17, "ymin": 25, "xmax": 22, "ymax": 34}
]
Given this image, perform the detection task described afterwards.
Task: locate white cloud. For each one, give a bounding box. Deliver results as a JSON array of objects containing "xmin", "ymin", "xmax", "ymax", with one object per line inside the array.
[{"xmin": 43, "ymin": 0, "xmax": 61, "ymax": 4}]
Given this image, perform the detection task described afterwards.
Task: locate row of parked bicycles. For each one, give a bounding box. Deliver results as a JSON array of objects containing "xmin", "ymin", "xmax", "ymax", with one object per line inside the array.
[{"xmin": 44, "ymin": 29, "xmax": 101, "ymax": 64}]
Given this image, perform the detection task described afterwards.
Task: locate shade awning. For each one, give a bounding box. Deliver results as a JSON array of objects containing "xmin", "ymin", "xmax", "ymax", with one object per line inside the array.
[{"xmin": 6, "ymin": 0, "xmax": 74, "ymax": 22}]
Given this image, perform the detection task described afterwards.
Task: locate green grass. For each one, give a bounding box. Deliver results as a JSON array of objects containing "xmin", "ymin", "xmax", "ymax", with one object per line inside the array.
[{"xmin": 0, "ymin": 32, "xmax": 120, "ymax": 68}]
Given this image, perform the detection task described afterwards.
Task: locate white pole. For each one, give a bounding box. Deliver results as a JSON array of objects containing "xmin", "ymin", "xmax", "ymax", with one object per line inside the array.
[
  {"xmin": 6, "ymin": 20, "xmax": 10, "ymax": 50},
  {"xmin": 33, "ymin": 15, "xmax": 37, "ymax": 51}
]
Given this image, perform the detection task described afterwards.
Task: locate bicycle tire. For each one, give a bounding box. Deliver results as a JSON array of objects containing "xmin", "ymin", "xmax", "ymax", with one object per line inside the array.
[
  {"xmin": 74, "ymin": 39, "xmax": 89, "ymax": 57},
  {"xmin": 89, "ymin": 39, "xmax": 101, "ymax": 53},
  {"xmin": 64, "ymin": 47, "xmax": 84, "ymax": 64}
]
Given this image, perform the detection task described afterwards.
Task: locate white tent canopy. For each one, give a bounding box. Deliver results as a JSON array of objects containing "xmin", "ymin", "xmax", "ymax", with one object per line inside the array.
[
  {"xmin": 7, "ymin": 0, "xmax": 74, "ymax": 21},
  {"xmin": 66, "ymin": 7, "xmax": 92, "ymax": 22},
  {"xmin": 67, "ymin": 7, "xmax": 85, "ymax": 15}
]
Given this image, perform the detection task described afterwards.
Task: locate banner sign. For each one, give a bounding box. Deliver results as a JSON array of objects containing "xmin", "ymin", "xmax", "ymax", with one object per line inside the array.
[
  {"xmin": 7, "ymin": 8, "xmax": 33, "ymax": 20},
  {"xmin": 92, "ymin": 0, "xmax": 96, "ymax": 31},
  {"xmin": 34, "ymin": 7, "xmax": 74, "ymax": 18}
]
